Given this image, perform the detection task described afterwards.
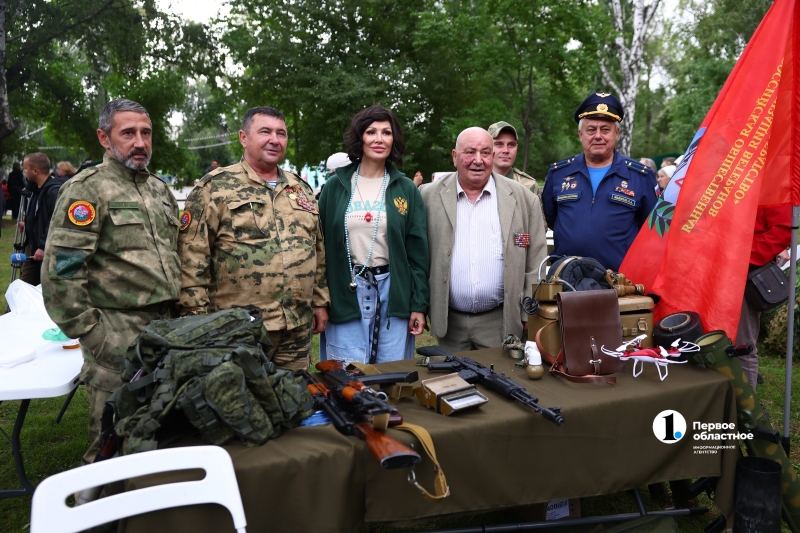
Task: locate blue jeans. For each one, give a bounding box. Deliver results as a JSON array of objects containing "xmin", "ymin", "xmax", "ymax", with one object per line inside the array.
[{"xmin": 320, "ymin": 271, "xmax": 415, "ymax": 364}]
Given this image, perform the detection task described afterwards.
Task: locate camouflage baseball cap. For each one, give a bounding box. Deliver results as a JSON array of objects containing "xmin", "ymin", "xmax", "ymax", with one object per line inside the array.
[{"xmin": 487, "ymin": 121, "xmax": 517, "ymax": 140}]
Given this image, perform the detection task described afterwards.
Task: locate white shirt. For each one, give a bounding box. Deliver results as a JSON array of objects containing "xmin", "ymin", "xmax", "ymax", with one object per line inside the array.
[{"xmin": 449, "ymin": 176, "xmax": 504, "ymax": 313}]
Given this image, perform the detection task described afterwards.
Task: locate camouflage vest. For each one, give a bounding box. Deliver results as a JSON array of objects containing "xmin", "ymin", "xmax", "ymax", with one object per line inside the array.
[{"xmin": 102, "ymin": 307, "xmax": 314, "ymax": 454}]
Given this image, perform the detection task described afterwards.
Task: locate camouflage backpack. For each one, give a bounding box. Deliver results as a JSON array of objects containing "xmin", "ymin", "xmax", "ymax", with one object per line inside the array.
[{"xmin": 102, "ymin": 307, "xmax": 314, "ymax": 455}]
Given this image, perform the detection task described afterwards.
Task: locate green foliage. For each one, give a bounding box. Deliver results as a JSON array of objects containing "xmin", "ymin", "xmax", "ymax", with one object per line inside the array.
[
  {"xmin": 1, "ymin": 0, "xmax": 219, "ymax": 177},
  {"xmin": 666, "ymin": 0, "xmax": 772, "ymax": 148},
  {"xmin": 213, "ymin": 0, "xmax": 596, "ymax": 179}
]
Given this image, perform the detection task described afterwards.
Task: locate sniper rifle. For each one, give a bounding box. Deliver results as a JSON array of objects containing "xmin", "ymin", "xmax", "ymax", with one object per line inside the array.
[{"xmin": 417, "ymin": 346, "xmax": 565, "ymax": 426}]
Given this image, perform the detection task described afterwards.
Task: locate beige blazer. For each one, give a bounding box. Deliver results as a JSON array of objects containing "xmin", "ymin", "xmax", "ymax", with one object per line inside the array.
[{"xmin": 420, "ymin": 172, "xmax": 547, "ymax": 340}]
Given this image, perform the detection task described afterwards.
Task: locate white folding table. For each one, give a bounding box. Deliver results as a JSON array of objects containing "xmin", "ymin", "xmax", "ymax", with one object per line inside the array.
[{"xmin": 0, "ymin": 314, "xmax": 82, "ymax": 499}]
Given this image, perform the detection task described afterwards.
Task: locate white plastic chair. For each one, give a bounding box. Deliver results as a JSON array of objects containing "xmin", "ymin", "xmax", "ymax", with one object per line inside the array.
[{"xmin": 30, "ymin": 446, "xmax": 247, "ymax": 533}]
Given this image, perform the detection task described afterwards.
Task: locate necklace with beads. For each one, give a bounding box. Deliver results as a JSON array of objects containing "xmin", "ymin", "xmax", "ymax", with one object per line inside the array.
[{"xmin": 345, "ymin": 164, "xmax": 388, "ymax": 291}]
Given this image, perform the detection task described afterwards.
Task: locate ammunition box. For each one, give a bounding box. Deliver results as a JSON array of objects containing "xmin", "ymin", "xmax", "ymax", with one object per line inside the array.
[
  {"xmin": 529, "ymin": 295, "xmax": 654, "ymax": 352},
  {"xmin": 415, "ymin": 374, "xmax": 488, "ymax": 415},
  {"xmin": 618, "ymin": 295, "xmax": 654, "ymax": 347}
]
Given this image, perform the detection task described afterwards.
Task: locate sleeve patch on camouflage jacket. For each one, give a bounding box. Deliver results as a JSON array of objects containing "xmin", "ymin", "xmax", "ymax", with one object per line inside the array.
[
  {"xmin": 54, "ymin": 248, "xmax": 88, "ymax": 279},
  {"xmin": 65, "ymin": 199, "xmax": 97, "ymax": 229},
  {"xmin": 179, "ymin": 210, "xmax": 192, "ymax": 231}
]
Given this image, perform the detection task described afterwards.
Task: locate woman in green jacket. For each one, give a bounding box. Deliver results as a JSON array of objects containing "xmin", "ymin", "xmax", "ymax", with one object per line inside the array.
[{"xmin": 318, "ymin": 105, "xmax": 429, "ymax": 364}]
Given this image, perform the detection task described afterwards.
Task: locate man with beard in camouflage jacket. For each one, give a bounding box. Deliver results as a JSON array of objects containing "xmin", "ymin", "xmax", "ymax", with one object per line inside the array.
[
  {"xmin": 42, "ymin": 99, "xmax": 181, "ymax": 464},
  {"xmin": 178, "ymin": 106, "xmax": 330, "ymax": 371}
]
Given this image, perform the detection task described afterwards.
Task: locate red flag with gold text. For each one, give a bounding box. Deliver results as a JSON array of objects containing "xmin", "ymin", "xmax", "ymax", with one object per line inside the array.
[{"xmin": 619, "ymin": 0, "xmax": 799, "ymax": 337}]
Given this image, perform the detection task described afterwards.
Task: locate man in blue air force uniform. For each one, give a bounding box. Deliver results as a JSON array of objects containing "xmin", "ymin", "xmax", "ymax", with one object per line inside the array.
[{"xmin": 542, "ymin": 93, "xmax": 657, "ymax": 271}]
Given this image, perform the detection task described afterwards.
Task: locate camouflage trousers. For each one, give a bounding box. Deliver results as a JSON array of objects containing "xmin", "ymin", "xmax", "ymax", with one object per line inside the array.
[
  {"xmin": 83, "ymin": 383, "xmax": 114, "ymax": 465},
  {"xmin": 80, "ymin": 303, "xmax": 174, "ymax": 463},
  {"xmin": 267, "ymin": 326, "xmax": 313, "ymax": 372}
]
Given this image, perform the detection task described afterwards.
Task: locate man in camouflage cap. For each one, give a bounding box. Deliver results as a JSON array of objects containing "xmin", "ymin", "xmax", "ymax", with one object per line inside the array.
[
  {"xmin": 178, "ymin": 106, "xmax": 330, "ymax": 371},
  {"xmin": 487, "ymin": 121, "xmax": 539, "ymax": 195},
  {"xmin": 42, "ymin": 99, "xmax": 181, "ymax": 464}
]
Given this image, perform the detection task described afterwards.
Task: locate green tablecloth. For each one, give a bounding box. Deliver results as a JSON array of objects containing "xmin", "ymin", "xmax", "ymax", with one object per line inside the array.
[{"xmin": 120, "ymin": 348, "xmax": 737, "ymax": 533}]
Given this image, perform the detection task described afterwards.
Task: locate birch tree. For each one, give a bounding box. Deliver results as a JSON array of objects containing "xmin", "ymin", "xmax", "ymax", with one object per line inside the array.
[{"xmin": 598, "ymin": 0, "xmax": 661, "ymax": 156}]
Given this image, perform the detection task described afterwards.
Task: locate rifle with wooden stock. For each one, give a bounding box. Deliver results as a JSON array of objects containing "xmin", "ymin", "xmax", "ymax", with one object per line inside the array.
[{"xmin": 297, "ymin": 369, "xmax": 420, "ymax": 469}]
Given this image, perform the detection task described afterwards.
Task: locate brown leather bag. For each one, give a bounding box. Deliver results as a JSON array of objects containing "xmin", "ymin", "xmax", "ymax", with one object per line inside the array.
[{"xmin": 535, "ymin": 289, "xmax": 626, "ymax": 383}]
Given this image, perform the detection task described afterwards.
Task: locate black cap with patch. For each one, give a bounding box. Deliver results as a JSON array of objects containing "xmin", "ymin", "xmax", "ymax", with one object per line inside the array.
[{"xmin": 574, "ymin": 92, "xmax": 624, "ymax": 123}]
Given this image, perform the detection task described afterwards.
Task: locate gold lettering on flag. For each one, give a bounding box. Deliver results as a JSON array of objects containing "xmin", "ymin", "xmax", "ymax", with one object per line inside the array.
[{"xmin": 682, "ymin": 61, "xmax": 783, "ymax": 233}]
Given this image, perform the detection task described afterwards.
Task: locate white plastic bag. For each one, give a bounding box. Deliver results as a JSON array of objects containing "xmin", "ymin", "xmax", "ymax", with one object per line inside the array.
[{"xmin": 0, "ymin": 280, "xmax": 58, "ymax": 367}]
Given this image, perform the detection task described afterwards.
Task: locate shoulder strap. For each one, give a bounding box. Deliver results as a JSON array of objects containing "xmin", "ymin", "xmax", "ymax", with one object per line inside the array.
[
  {"xmin": 394, "ymin": 422, "xmax": 450, "ymax": 502},
  {"xmin": 535, "ymin": 322, "xmax": 617, "ymax": 384},
  {"xmin": 550, "ymin": 157, "xmax": 576, "ymax": 171}
]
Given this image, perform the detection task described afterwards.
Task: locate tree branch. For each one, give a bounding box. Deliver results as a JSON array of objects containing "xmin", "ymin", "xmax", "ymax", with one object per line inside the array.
[
  {"xmin": 7, "ymin": 0, "xmax": 117, "ymax": 62},
  {"xmin": 598, "ymin": 52, "xmax": 623, "ymax": 95}
]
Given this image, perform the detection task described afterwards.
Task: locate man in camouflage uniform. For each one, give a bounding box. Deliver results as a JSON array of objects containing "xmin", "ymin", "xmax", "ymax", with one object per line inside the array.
[
  {"xmin": 42, "ymin": 99, "xmax": 181, "ymax": 464},
  {"xmin": 178, "ymin": 106, "xmax": 330, "ymax": 372},
  {"xmin": 488, "ymin": 121, "xmax": 540, "ymax": 195}
]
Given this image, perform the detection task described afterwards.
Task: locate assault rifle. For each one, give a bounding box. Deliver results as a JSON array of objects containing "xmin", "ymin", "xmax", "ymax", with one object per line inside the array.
[
  {"xmin": 417, "ymin": 346, "xmax": 565, "ymax": 426},
  {"xmin": 316, "ymin": 359, "xmax": 419, "ymax": 387},
  {"xmin": 298, "ymin": 370, "xmax": 421, "ymax": 469}
]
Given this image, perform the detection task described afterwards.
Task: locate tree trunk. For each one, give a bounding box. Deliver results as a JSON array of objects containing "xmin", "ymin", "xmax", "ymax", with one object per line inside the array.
[
  {"xmin": 0, "ymin": 0, "xmax": 18, "ymax": 143},
  {"xmin": 522, "ymin": 67, "xmax": 534, "ymax": 172},
  {"xmin": 599, "ymin": 0, "xmax": 661, "ymax": 156}
]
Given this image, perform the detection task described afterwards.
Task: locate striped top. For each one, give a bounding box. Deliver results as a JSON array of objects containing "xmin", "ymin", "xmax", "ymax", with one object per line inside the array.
[{"xmin": 449, "ymin": 176, "xmax": 504, "ymax": 313}]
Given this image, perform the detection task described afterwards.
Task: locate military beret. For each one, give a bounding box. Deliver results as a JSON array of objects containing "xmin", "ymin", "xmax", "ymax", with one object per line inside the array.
[
  {"xmin": 574, "ymin": 92, "xmax": 624, "ymax": 123},
  {"xmin": 487, "ymin": 121, "xmax": 517, "ymax": 139}
]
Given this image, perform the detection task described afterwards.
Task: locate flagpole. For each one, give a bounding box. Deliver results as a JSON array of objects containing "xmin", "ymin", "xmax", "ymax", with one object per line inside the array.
[{"xmin": 784, "ymin": 206, "xmax": 798, "ymax": 455}]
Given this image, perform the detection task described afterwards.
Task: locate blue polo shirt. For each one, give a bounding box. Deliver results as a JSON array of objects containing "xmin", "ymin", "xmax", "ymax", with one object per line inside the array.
[{"xmin": 541, "ymin": 151, "xmax": 658, "ymax": 271}]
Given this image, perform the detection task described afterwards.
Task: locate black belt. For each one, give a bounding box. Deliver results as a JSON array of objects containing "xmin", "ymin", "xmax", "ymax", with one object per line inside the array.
[
  {"xmin": 449, "ymin": 302, "xmax": 503, "ymax": 316},
  {"xmin": 352, "ymin": 264, "xmax": 390, "ymax": 277}
]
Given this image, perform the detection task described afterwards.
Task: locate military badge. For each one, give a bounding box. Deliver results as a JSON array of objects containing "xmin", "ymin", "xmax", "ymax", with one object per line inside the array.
[
  {"xmin": 570, "ymin": 182, "xmax": 577, "ymax": 189},
  {"xmin": 297, "ymin": 198, "xmax": 315, "ymax": 211},
  {"xmin": 394, "ymin": 197, "xmax": 408, "ymax": 215},
  {"xmin": 179, "ymin": 210, "xmax": 192, "ymax": 231},
  {"xmin": 68, "ymin": 200, "xmax": 96, "ymax": 226},
  {"xmin": 596, "ymin": 92, "xmax": 611, "ymax": 98},
  {"xmin": 514, "ymin": 233, "xmax": 530, "ymax": 247},
  {"xmin": 621, "ymin": 180, "xmax": 628, "ymax": 188},
  {"xmin": 597, "ymin": 103, "xmax": 608, "ymax": 112}
]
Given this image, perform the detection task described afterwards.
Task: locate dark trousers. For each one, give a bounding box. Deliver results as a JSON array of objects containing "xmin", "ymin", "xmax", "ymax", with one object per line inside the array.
[
  {"xmin": 10, "ymin": 194, "xmax": 20, "ymax": 219},
  {"xmin": 20, "ymin": 244, "xmax": 41, "ymax": 286}
]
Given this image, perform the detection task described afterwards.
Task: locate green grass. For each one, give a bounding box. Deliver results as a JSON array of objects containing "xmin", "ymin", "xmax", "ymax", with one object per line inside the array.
[{"xmin": 0, "ymin": 207, "xmax": 798, "ymax": 532}]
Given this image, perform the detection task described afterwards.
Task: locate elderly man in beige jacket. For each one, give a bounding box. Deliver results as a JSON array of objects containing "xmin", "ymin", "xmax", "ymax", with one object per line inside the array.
[{"xmin": 420, "ymin": 127, "xmax": 547, "ymax": 351}]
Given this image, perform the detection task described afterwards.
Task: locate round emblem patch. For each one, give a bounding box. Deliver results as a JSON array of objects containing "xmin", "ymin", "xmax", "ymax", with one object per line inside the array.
[
  {"xmin": 68, "ymin": 201, "xmax": 96, "ymax": 226},
  {"xmin": 179, "ymin": 210, "xmax": 192, "ymax": 231},
  {"xmin": 597, "ymin": 103, "xmax": 609, "ymax": 112}
]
